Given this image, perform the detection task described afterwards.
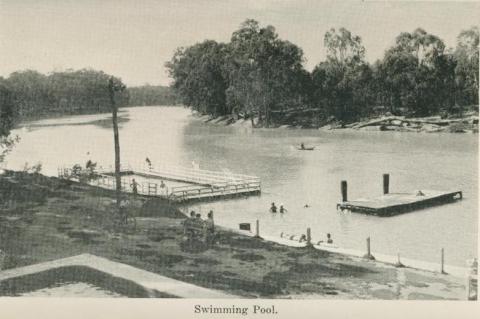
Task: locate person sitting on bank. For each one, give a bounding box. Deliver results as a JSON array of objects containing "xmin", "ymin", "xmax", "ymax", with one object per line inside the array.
[
  {"xmin": 279, "ymin": 204, "xmax": 287, "ymax": 213},
  {"xmin": 299, "ymin": 234, "xmax": 307, "ymax": 242},
  {"xmin": 160, "ymin": 180, "xmax": 166, "ymax": 188},
  {"xmin": 416, "ymin": 190, "xmax": 425, "ymax": 196},
  {"xmin": 270, "ymin": 202, "xmax": 277, "ymax": 213},
  {"xmin": 182, "ymin": 211, "xmax": 196, "ymax": 235},
  {"xmin": 119, "ymin": 198, "xmax": 129, "ymax": 224},
  {"xmin": 194, "ymin": 214, "xmax": 204, "ymax": 229}
]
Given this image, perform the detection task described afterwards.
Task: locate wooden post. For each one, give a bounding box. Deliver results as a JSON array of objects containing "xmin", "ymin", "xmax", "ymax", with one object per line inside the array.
[
  {"xmin": 0, "ymin": 249, "xmax": 5, "ymax": 271},
  {"xmin": 441, "ymin": 248, "xmax": 445, "ymax": 274},
  {"xmin": 383, "ymin": 174, "xmax": 390, "ymax": 195},
  {"xmin": 109, "ymin": 77, "xmax": 125, "ymax": 210},
  {"xmin": 395, "ymin": 252, "xmax": 405, "ymax": 267},
  {"xmin": 367, "ymin": 237, "xmax": 371, "ymax": 256},
  {"xmin": 341, "ymin": 180, "xmax": 348, "ymax": 202},
  {"xmin": 364, "ymin": 237, "xmax": 375, "ymax": 260},
  {"xmin": 306, "ymin": 228, "xmax": 312, "ymax": 246},
  {"xmin": 254, "ymin": 219, "xmax": 260, "ymax": 238},
  {"xmin": 466, "ymin": 258, "xmax": 478, "ymax": 300}
]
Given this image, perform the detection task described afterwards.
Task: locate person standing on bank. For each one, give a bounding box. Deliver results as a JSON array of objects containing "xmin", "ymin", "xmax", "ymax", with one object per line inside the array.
[
  {"xmin": 130, "ymin": 178, "xmax": 139, "ymax": 196},
  {"xmin": 205, "ymin": 210, "xmax": 215, "ymax": 243}
]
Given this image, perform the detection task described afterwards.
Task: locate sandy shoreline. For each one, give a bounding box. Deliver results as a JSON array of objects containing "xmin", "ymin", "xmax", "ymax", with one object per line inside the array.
[{"xmin": 193, "ymin": 112, "xmax": 479, "ymax": 133}]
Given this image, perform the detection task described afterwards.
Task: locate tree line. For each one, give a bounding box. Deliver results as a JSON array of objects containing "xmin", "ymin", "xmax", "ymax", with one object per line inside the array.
[
  {"xmin": 166, "ymin": 19, "xmax": 479, "ymax": 127},
  {"xmin": 0, "ymin": 69, "xmax": 179, "ymax": 126},
  {"xmin": 0, "ymin": 69, "xmax": 129, "ymax": 120},
  {"xmin": 128, "ymin": 85, "xmax": 178, "ymax": 106}
]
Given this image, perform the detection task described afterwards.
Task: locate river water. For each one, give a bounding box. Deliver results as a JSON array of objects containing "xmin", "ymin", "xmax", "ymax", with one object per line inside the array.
[{"xmin": 5, "ymin": 106, "xmax": 478, "ymax": 266}]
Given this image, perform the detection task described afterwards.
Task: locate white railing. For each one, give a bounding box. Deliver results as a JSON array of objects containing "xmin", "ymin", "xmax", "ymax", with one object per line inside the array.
[{"xmin": 57, "ymin": 162, "xmax": 261, "ymax": 201}]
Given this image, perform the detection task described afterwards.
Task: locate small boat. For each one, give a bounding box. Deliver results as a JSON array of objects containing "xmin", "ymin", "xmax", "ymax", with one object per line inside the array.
[{"xmin": 296, "ymin": 146, "xmax": 315, "ymax": 151}]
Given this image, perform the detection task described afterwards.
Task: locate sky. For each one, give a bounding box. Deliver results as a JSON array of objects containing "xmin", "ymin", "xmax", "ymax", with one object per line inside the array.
[{"xmin": 1, "ymin": 0, "xmax": 479, "ymax": 86}]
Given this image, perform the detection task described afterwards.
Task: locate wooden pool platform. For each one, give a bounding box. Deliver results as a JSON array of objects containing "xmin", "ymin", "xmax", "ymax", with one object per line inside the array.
[
  {"xmin": 337, "ymin": 174, "xmax": 462, "ymax": 216},
  {"xmin": 58, "ymin": 164, "xmax": 261, "ymax": 203},
  {"xmin": 337, "ymin": 190, "xmax": 463, "ymax": 216}
]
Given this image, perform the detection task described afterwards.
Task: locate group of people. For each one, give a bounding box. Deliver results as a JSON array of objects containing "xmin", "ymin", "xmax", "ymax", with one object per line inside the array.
[
  {"xmin": 270, "ymin": 202, "xmax": 312, "ymax": 213},
  {"xmin": 281, "ymin": 232, "xmax": 333, "ymax": 244},
  {"xmin": 182, "ymin": 210, "xmax": 215, "ymax": 243},
  {"xmin": 130, "ymin": 178, "xmax": 167, "ymax": 196},
  {"xmin": 270, "ymin": 202, "xmax": 287, "ymax": 214}
]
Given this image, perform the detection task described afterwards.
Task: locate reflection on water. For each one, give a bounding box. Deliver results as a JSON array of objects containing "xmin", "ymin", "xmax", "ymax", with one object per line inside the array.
[
  {"xmin": 20, "ymin": 111, "xmax": 130, "ymax": 130},
  {"xmin": 5, "ymin": 106, "xmax": 478, "ymax": 266}
]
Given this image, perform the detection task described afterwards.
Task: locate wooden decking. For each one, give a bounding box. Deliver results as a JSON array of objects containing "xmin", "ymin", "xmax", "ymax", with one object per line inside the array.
[
  {"xmin": 337, "ymin": 190, "xmax": 462, "ymax": 216},
  {"xmin": 58, "ymin": 164, "xmax": 261, "ymax": 203}
]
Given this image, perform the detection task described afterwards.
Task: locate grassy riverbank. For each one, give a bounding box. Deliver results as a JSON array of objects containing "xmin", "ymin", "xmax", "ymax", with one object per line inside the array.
[{"xmin": 0, "ymin": 171, "xmax": 468, "ymax": 299}]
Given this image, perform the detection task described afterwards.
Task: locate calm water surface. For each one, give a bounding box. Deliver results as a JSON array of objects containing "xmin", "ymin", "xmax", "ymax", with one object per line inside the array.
[{"xmin": 5, "ymin": 106, "xmax": 478, "ymax": 266}]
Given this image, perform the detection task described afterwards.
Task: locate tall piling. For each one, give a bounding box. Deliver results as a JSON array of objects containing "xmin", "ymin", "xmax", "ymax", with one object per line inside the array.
[
  {"xmin": 341, "ymin": 181, "xmax": 348, "ymax": 202},
  {"xmin": 383, "ymin": 174, "xmax": 390, "ymax": 195}
]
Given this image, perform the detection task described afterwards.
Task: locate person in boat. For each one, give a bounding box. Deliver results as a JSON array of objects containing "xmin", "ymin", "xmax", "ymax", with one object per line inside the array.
[
  {"xmin": 270, "ymin": 202, "xmax": 277, "ymax": 213},
  {"xmin": 300, "ymin": 143, "xmax": 305, "ymax": 150},
  {"xmin": 299, "ymin": 234, "xmax": 307, "ymax": 242},
  {"xmin": 304, "ymin": 204, "xmax": 310, "ymax": 208},
  {"xmin": 279, "ymin": 204, "xmax": 287, "ymax": 213}
]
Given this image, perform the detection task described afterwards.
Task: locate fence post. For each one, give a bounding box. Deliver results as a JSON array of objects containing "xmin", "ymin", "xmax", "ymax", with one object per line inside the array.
[
  {"xmin": 363, "ymin": 237, "xmax": 375, "ymax": 260},
  {"xmin": 395, "ymin": 252, "xmax": 404, "ymax": 268},
  {"xmin": 254, "ymin": 219, "xmax": 261, "ymax": 238},
  {"xmin": 441, "ymin": 248, "xmax": 445, "ymax": 274},
  {"xmin": 466, "ymin": 258, "xmax": 478, "ymax": 300},
  {"xmin": 0, "ymin": 249, "xmax": 5, "ymax": 270},
  {"xmin": 306, "ymin": 228, "xmax": 312, "ymax": 247}
]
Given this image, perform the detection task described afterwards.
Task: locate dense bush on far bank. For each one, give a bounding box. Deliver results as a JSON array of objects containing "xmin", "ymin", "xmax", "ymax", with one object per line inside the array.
[
  {"xmin": 0, "ymin": 70, "xmax": 179, "ymax": 127},
  {"xmin": 127, "ymin": 85, "xmax": 178, "ymax": 107},
  {"xmin": 1, "ymin": 69, "xmax": 129, "ymax": 121},
  {"xmin": 166, "ymin": 19, "xmax": 479, "ymax": 127}
]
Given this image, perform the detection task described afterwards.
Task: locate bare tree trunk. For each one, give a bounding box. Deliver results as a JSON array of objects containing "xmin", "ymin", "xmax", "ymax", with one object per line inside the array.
[{"xmin": 109, "ymin": 77, "xmax": 122, "ymax": 208}]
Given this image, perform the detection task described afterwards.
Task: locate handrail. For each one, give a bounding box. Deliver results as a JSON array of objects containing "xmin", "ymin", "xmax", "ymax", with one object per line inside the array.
[{"xmin": 58, "ymin": 163, "xmax": 261, "ymax": 201}]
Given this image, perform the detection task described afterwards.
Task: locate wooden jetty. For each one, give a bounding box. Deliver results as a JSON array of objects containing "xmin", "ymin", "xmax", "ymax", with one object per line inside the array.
[
  {"xmin": 337, "ymin": 174, "xmax": 462, "ymax": 216},
  {"xmin": 58, "ymin": 164, "xmax": 261, "ymax": 203}
]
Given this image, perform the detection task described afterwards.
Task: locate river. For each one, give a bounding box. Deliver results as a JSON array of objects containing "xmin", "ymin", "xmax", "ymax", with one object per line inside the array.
[{"xmin": 4, "ymin": 106, "xmax": 478, "ymax": 266}]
